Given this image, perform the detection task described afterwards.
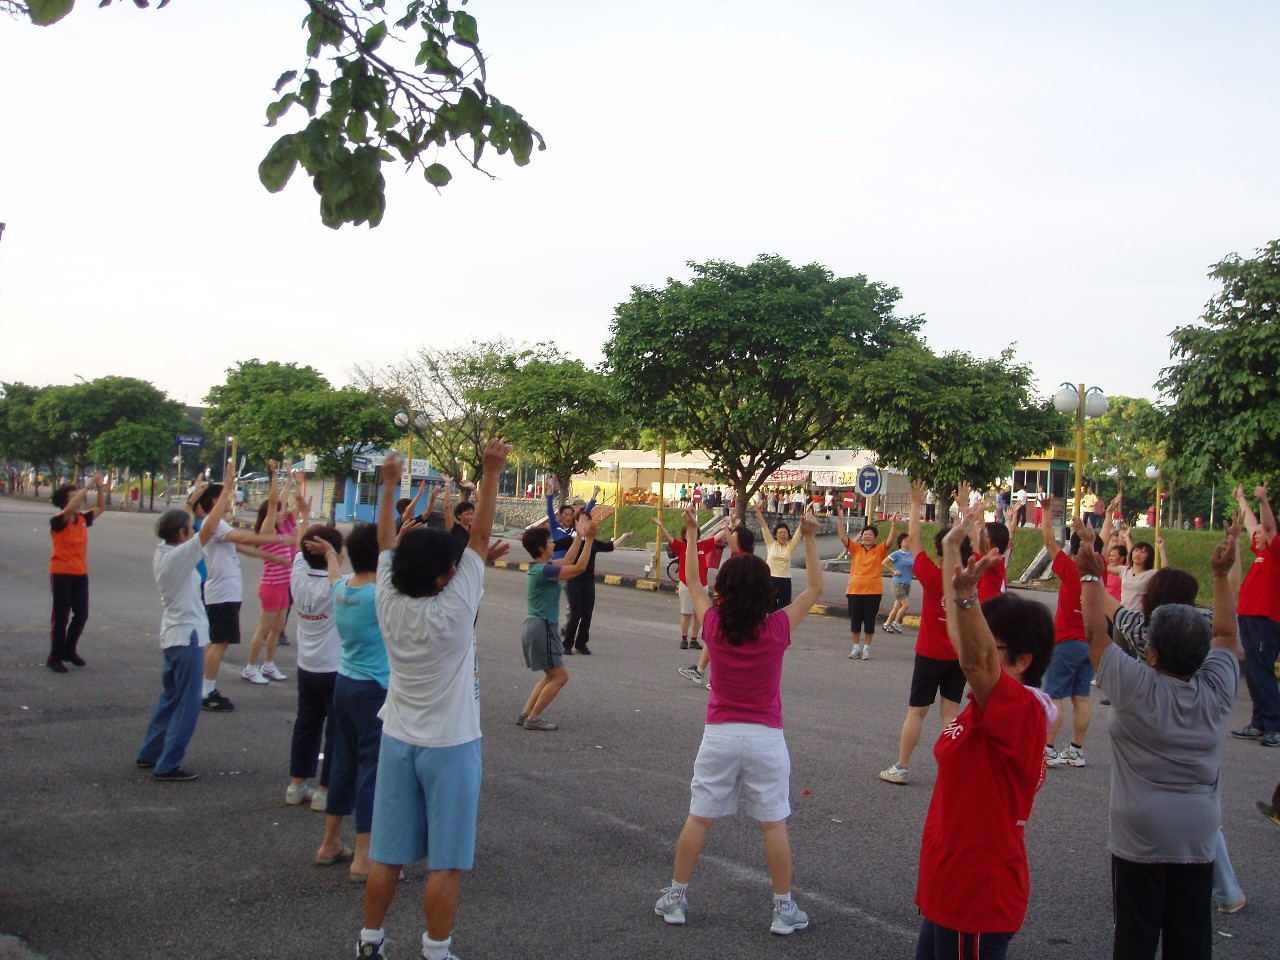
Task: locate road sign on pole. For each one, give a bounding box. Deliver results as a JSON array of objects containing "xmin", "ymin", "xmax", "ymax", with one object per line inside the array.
[{"xmin": 856, "ymin": 465, "xmax": 882, "ymax": 498}]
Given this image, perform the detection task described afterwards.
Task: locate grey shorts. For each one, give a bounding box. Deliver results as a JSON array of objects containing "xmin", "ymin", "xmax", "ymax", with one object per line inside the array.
[
  {"xmin": 521, "ymin": 618, "xmax": 563, "ymax": 672},
  {"xmin": 892, "ymin": 582, "xmax": 912, "ymax": 600}
]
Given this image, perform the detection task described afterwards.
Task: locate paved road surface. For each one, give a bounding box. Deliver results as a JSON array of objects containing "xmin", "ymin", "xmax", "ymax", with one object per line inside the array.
[{"xmin": 0, "ymin": 497, "xmax": 1275, "ymax": 959}]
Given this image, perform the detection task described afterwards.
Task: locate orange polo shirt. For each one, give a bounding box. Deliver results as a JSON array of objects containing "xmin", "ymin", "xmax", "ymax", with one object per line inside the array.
[
  {"xmin": 49, "ymin": 512, "xmax": 93, "ymax": 576},
  {"xmin": 845, "ymin": 542, "xmax": 888, "ymax": 595}
]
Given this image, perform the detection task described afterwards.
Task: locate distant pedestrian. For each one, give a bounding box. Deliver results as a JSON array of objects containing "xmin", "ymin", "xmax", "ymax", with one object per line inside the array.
[{"xmin": 47, "ymin": 471, "xmax": 107, "ymax": 672}]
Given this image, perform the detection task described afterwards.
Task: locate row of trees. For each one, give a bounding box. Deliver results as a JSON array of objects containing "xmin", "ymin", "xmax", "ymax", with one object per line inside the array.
[{"xmin": 4, "ymin": 244, "xmax": 1275, "ymax": 520}]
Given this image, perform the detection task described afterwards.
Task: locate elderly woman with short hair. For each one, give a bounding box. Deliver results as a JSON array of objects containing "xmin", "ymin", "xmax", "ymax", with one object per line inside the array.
[{"xmin": 1076, "ymin": 517, "xmax": 1242, "ymax": 960}]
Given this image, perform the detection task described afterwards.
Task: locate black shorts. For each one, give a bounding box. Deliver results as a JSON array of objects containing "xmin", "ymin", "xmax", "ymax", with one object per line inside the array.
[
  {"xmin": 908, "ymin": 653, "xmax": 966, "ymax": 707},
  {"xmin": 205, "ymin": 601, "xmax": 242, "ymax": 645},
  {"xmin": 846, "ymin": 593, "xmax": 882, "ymax": 635}
]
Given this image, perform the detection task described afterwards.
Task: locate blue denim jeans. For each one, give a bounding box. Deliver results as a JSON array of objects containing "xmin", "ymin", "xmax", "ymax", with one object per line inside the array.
[
  {"xmin": 325, "ymin": 674, "xmax": 385, "ymax": 832},
  {"xmin": 137, "ymin": 632, "xmax": 204, "ymax": 774},
  {"xmin": 1211, "ymin": 828, "xmax": 1243, "ymax": 907}
]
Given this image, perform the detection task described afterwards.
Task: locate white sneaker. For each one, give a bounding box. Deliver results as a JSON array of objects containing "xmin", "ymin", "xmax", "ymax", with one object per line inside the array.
[
  {"xmin": 848, "ymin": 644, "xmax": 861, "ymax": 659},
  {"xmin": 654, "ymin": 886, "xmax": 687, "ymax": 925},
  {"xmin": 285, "ymin": 781, "xmax": 314, "ymax": 805},
  {"xmin": 259, "ymin": 663, "xmax": 287, "ymax": 682},
  {"xmin": 860, "ymin": 645, "xmax": 872, "ymax": 660},
  {"xmin": 879, "ymin": 763, "xmax": 908, "ymax": 785},
  {"xmin": 770, "ymin": 898, "xmax": 810, "ymax": 935},
  {"xmin": 311, "ymin": 790, "xmax": 328, "ymax": 812},
  {"xmin": 242, "ymin": 664, "xmax": 268, "ymax": 685},
  {"xmin": 1058, "ymin": 745, "xmax": 1086, "ymax": 767}
]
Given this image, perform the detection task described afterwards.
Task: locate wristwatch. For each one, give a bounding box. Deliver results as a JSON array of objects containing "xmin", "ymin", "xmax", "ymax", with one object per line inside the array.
[
  {"xmin": 953, "ymin": 594, "xmax": 979, "ymax": 609},
  {"xmin": 1079, "ymin": 574, "xmax": 1102, "ymax": 584}
]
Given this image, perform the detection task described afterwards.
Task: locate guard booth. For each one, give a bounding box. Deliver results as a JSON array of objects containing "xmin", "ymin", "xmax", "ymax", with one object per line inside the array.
[{"xmin": 1012, "ymin": 448, "xmax": 1076, "ymax": 531}]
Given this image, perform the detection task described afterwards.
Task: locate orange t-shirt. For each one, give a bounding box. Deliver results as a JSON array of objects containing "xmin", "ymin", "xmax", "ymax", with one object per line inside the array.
[
  {"xmin": 846, "ymin": 542, "xmax": 888, "ymax": 595},
  {"xmin": 50, "ymin": 512, "xmax": 92, "ymax": 575}
]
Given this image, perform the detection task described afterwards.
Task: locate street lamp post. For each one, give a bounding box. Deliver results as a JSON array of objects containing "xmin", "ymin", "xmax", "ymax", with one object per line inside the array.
[
  {"xmin": 1053, "ymin": 382, "xmax": 1108, "ymax": 522},
  {"xmin": 393, "ymin": 410, "xmax": 430, "ymax": 494},
  {"xmin": 1146, "ymin": 463, "xmax": 1163, "ymax": 567}
]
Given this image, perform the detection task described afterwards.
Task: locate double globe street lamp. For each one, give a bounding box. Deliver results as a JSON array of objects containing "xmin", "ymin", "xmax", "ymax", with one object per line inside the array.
[{"xmin": 1053, "ymin": 383, "xmax": 1108, "ymax": 522}]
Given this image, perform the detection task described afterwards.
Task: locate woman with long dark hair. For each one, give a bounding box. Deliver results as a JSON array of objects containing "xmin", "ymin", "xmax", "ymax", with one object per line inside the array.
[{"xmin": 653, "ymin": 508, "xmax": 822, "ymax": 936}]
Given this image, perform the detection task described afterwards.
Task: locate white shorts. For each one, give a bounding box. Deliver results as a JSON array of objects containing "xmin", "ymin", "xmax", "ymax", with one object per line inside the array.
[
  {"xmin": 689, "ymin": 723, "xmax": 791, "ymax": 822},
  {"xmin": 678, "ymin": 581, "xmax": 708, "ymax": 616}
]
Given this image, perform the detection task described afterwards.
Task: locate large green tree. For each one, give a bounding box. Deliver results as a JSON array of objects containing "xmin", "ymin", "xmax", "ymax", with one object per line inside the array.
[
  {"xmin": 287, "ymin": 387, "xmax": 398, "ymax": 519},
  {"xmin": 605, "ymin": 254, "xmax": 920, "ymax": 518},
  {"xmin": 852, "ymin": 345, "xmax": 1064, "ymax": 502},
  {"xmin": 204, "ymin": 360, "xmax": 330, "ymax": 460},
  {"xmin": 474, "ymin": 355, "xmax": 622, "ymax": 500},
  {"xmin": 1158, "ymin": 239, "xmax": 1280, "ymax": 483},
  {"xmin": 14, "ymin": 0, "xmax": 543, "ymax": 229},
  {"xmin": 0, "ymin": 382, "xmax": 62, "ymax": 495}
]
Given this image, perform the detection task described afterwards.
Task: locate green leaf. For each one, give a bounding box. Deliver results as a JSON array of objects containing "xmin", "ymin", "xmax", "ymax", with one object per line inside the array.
[
  {"xmin": 362, "ymin": 20, "xmax": 388, "ymax": 52},
  {"xmin": 452, "ymin": 9, "xmax": 479, "ymax": 43},
  {"xmin": 273, "ymin": 70, "xmax": 297, "ymax": 94},
  {"xmin": 265, "ymin": 93, "xmax": 300, "ymax": 127},
  {"xmin": 424, "ymin": 163, "xmax": 452, "ymax": 186},
  {"xmin": 258, "ymin": 134, "xmax": 300, "ymax": 193},
  {"xmin": 29, "ymin": 0, "xmax": 75, "ymax": 25},
  {"xmin": 346, "ymin": 110, "xmax": 369, "ymax": 142}
]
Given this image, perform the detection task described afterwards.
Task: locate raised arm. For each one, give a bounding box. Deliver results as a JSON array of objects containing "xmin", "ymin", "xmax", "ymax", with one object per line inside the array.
[
  {"xmin": 402, "ymin": 480, "xmax": 428, "ymax": 523},
  {"xmin": 1100, "ymin": 494, "xmax": 1121, "ymax": 546},
  {"xmin": 907, "ymin": 480, "xmax": 927, "ymax": 555},
  {"xmin": 1234, "ymin": 485, "xmax": 1261, "ymax": 541},
  {"xmin": 88, "ymin": 471, "xmax": 107, "ymax": 519},
  {"xmin": 262, "ymin": 460, "xmax": 283, "ymax": 535},
  {"xmin": 377, "ymin": 455, "xmax": 403, "ymax": 552},
  {"xmin": 1039, "ymin": 493, "xmax": 1061, "ymax": 558},
  {"xmin": 57, "ymin": 475, "xmax": 99, "ymax": 520},
  {"xmin": 754, "ymin": 501, "xmax": 774, "ymax": 545},
  {"xmin": 785, "ymin": 514, "xmax": 823, "ymax": 630},
  {"xmin": 651, "ymin": 515, "xmax": 674, "ymax": 545},
  {"xmin": 681, "ymin": 507, "xmax": 715, "ymax": 622},
  {"xmin": 1256, "ymin": 484, "xmax": 1276, "ymax": 541},
  {"xmin": 1071, "ymin": 517, "xmax": 1112, "ymax": 670},
  {"xmin": 834, "ymin": 504, "xmax": 852, "ymax": 549},
  {"xmin": 1210, "ymin": 523, "xmax": 1241, "ymax": 656},
  {"xmin": 468, "ymin": 439, "xmax": 508, "ymax": 558},
  {"xmin": 303, "ymin": 533, "xmax": 344, "ymax": 587},
  {"xmin": 554, "ymin": 516, "xmax": 597, "ymax": 579},
  {"xmin": 198, "ymin": 462, "xmax": 236, "ymax": 547},
  {"xmin": 941, "ymin": 501, "xmax": 1004, "ymax": 708},
  {"xmin": 1155, "ymin": 536, "xmax": 1170, "ymax": 570},
  {"xmin": 443, "ymin": 476, "xmax": 457, "ymax": 530}
]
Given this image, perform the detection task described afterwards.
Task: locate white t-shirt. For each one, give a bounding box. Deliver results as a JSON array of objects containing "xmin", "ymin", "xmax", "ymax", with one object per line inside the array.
[
  {"xmin": 1014, "ymin": 489, "xmax": 1028, "ymax": 506},
  {"xmin": 202, "ymin": 519, "xmax": 243, "ymax": 604},
  {"xmin": 1120, "ymin": 567, "xmax": 1156, "ymax": 613},
  {"xmin": 290, "ymin": 553, "xmax": 342, "ymax": 673},
  {"xmin": 153, "ymin": 536, "xmax": 209, "ymax": 649},
  {"xmin": 375, "ymin": 548, "xmax": 485, "ymax": 748}
]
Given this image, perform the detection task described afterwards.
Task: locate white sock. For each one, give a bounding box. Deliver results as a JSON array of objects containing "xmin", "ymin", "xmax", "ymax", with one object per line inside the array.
[
  {"xmin": 360, "ymin": 927, "xmax": 384, "ymax": 944},
  {"xmin": 202, "ymin": 678, "xmax": 215, "ymax": 697},
  {"xmin": 773, "ymin": 891, "xmax": 793, "ymax": 906},
  {"xmin": 669, "ymin": 880, "xmax": 688, "ymax": 897},
  {"xmin": 422, "ymin": 933, "xmax": 452, "ymax": 960},
  {"xmin": 263, "ymin": 661, "xmax": 275, "ymax": 670}
]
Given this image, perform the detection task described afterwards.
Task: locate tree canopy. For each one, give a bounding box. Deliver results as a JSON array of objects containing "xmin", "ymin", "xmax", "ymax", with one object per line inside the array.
[
  {"xmin": 474, "ymin": 354, "xmax": 622, "ymax": 501},
  {"xmin": 605, "ymin": 254, "xmax": 920, "ymax": 515},
  {"xmin": 15, "ymin": 0, "xmax": 544, "ymax": 229},
  {"xmin": 203, "ymin": 360, "xmax": 330, "ymax": 459},
  {"xmin": 852, "ymin": 345, "xmax": 1064, "ymax": 499},
  {"xmin": 1158, "ymin": 239, "xmax": 1280, "ymax": 484}
]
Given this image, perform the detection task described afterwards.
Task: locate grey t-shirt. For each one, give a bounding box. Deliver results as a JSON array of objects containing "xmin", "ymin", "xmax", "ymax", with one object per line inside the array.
[{"xmin": 1097, "ymin": 645, "xmax": 1239, "ymax": 863}]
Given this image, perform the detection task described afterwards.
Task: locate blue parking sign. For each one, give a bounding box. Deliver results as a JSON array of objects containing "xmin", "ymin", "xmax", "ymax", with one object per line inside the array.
[{"xmin": 856, "ymin": 465, "xmax": 882, "ymax": 497}]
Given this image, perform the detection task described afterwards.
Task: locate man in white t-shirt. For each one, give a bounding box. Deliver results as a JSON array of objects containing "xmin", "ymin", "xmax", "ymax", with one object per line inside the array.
[{"xmin": 356, "ymin": 440, "xmax": 511, "ymax": 960}]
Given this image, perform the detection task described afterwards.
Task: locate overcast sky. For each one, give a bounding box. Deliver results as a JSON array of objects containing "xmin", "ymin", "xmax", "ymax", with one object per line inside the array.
[{"xmin": 2, "ymin": 1, "xmax": 1277, "ymax": 409}]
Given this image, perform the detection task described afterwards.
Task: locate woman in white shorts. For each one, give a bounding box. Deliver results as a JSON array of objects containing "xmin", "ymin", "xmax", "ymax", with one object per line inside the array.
[{"xmin": 653, "ymin": 507, "xmax": 824, "ymax": 936}]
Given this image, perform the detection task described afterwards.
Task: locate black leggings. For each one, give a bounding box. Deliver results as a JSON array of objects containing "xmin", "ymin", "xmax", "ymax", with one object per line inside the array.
[
  {"xmin": 1111, "ymin": 855, "xmax": 1212, "ymax": 960},
  {"xmin": 290, "ymin": 668, "xmax": 336, "ymax": 786},
  {"xmin": 770, "ymin": 577, "xmax": 792, "ymax": 611},
  {"xmin": 563, "ymin": 577, "xmax": 597, "ymax": 647},
  {"xmin": 50, "ymin": 573, "xmax": 89, "ymax": 661}
]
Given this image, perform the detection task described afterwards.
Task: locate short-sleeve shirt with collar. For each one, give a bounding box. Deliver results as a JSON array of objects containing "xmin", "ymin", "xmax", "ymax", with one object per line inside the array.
[
  {"xmin": 49, "ymin": 511, "xmax": 94, "ymax": 575},
  {"xmin": 153, "ymin": 535, "xmax": 209, "ymax": 649},
  {"xmin": 202, "ymin": 519, "xmax": 243, "ymax": 604},
  {"xmin": 1051, "ymin": 550, "xmax": 1084, "ymax": 643}
]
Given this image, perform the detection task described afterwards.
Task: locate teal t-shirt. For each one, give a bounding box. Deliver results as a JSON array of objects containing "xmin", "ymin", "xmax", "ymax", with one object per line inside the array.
[
  {"xmin": 526, "ymin": 562, "xmax": 561, "ymax": 622},
  {"xmin": 333, "ymin": 577, "xmax": 390, "ymax": 688}
]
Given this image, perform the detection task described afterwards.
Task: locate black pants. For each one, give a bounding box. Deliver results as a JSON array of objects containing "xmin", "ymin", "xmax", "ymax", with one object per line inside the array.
[
  {"xmin": 1111, "ymin": 855, "xmax": 1213, "ymax": 960},
  {"xmin": 290, "ymin": 668, "xmax": 336, "ymax": 787},
  {"xmin": 924, "ymin": 504, "xmax": 936, "ymax": 523},
  {"xmin": 770, "ymin": 576, "xmax": 792, "ymax": 611},
  {"xmin": 50, "ymin": 573, "xmax": 89, "ymax": 661},
  {"xmin": 563, "ymin": 577, "xmax": 597, "ymax": 649}
]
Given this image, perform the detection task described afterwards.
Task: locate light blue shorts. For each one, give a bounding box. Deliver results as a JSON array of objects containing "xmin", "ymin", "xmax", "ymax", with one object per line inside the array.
[
  {"xmin": 1043, "ymin": 638, "xmax": 1094, "ymax": 700},
  {"xmin": 369, "ymin": 733, "xmax": 481, "ymax": 870}
]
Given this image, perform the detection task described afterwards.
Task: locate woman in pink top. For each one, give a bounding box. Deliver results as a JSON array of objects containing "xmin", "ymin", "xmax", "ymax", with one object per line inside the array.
[
  {"xmin": 654, "ymin": 507, "xmax": 823, "ymax": 937},
  {"xmin": 243, "ymin": 463, "xmax": 306, "ymax": 684}
]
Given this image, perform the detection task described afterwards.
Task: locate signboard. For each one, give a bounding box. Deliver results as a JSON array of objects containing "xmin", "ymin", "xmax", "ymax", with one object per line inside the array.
[
  {"xmin": 352, "ymin": 455, "xmax": 370, "ymax": 471},
  {"xmin": 842, "ymin": 491, "xmax": 857, "ymax": 508},
  {"xmin": 856, "ymin": 464, "xmax": 882, "ymax": 497},
  {"xmin": 176, "ymin": 434, "xmax": 204, "ymax": 448}
]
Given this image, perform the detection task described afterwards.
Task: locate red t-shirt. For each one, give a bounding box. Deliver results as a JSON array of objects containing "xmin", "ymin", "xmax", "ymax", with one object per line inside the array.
[
  {"xmin": 977, "ymin": 556, "xmax": 1008, "ymax": 603},
  {"xmin": 1238, "ymin": 538, "xmax": 1279, "ymax": 620},
  {"xmin": 1051, "ymin": 550, "xmax": 1085, "ymax": 643},
  {"xmin": 703, "ymin": 607, "xmax": 790, "ymax": 728},
  {"xmin": 916, "ymin": 671, "xmax": 1051, "ymax": 933},
  {"xmin": 670, "ymin": 536, "xmax": 722, "ymax": 587},
  {"xmin": 912, "ymin": 553, "xmax": 956, "ymax": 661}
]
